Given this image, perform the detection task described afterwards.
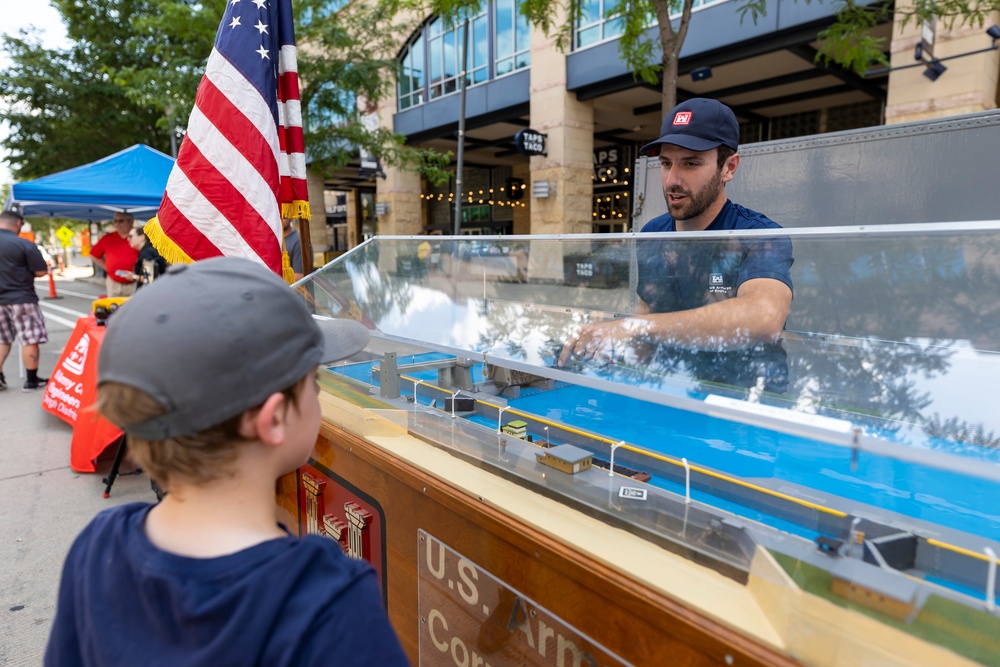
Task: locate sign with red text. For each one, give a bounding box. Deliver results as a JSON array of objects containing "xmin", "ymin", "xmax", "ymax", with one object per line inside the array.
[
  {"xmin": 42, "ymin": 316, "xmax": 122, "ymax": 472},
  {"xmin": 417, "ymin": 531, "xmax": 630, "ymax": 667}
]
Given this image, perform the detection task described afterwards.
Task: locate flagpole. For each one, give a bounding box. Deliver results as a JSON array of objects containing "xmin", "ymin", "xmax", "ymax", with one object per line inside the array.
[{"xmin": 298, "ymin": 215, "xmax": 313, "ymax": 274}]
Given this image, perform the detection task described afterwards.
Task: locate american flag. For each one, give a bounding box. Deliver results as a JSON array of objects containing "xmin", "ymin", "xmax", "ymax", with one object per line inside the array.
[{"xmin": 146, "ymin": 0, "xmax": 308, "ymax": 276}]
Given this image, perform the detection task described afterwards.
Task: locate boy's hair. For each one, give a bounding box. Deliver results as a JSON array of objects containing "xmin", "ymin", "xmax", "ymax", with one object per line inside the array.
[
  {"xmin": 97, "ymin": 375, "xmax": 310, "ymax": 487},
  {"xmin": 96, "ymin": 257, "xmax": 368, "ymax": 442}
]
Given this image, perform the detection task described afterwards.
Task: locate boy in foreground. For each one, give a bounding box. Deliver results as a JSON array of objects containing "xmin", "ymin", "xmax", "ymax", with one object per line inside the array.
[{"xmin": 45, "ymin": 257, "xmax": 409, "ymax": 666}]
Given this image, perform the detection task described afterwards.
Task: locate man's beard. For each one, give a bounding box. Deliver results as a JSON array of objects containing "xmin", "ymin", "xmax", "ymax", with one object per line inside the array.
[{"xmin": 664, "ymin": 166, "xmax": 724, "ymax": 223}]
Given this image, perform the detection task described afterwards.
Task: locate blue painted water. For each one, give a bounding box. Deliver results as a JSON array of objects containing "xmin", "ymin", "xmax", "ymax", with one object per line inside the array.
[{"xmin": 330, "ymin": 354, "xmax": 1000, "ymax": 544}]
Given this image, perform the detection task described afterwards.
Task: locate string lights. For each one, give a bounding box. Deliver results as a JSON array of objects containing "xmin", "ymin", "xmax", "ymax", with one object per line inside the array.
[
  {"xmin": 417, "ymin": 170, "xmax": 632, "ymax": 217},
  {"xmin": 592, "ymin": 164, "xmax": 630, "ymax": 219},
  {"xmin": 418, "ymin": 183, "xmax": 528, "ymax": 207},
  {"xmin": 591, "ymin": 165, "xmax": 630, "ymax": 185}
]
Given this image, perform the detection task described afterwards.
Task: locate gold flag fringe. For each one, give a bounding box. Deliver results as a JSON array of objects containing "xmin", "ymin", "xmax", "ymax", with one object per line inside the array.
[
  {"xmin": 143, "ymin": 216, "xmax": 193, "ymax": 266},
  {"xmin": 280, "ymin": 249, "xmax": 295, "ymax": 284},
  {"xmin": 280, "ymin": 229, "xmax": 295, "ymax": 284},
  {"xmin": 281, "ymin": 200, "xmax": 310, "ymax": 220},
  {"xmin": 146, "ymin": 214, "xmax": 297, "ymax": 283}
]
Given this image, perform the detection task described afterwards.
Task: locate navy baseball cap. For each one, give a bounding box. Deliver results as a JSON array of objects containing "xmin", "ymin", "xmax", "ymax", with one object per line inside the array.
[
  {"xmin": 640, "ymin": 98, "xmax": 740, "ymax": 155},
  {"xmin": 98, "ymin": 256, "xmax": 370, "ymax": 439}
]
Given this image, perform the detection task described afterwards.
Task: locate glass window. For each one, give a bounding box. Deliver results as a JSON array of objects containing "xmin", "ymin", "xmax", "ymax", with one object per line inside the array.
[
  {"xmin": 575, "ymin": 0, "xmax": 724, "ymax": 49},
  {"xmin": 495, "ymin": 0, "xmax": 530, "ymax": 77},
  {"xmin": 397, "ymin": 2, "xmax": 529, "ymax": 111},
  {"xmin": 398, "ymin": 34, "xmax": 425, "ymax": 110},
  {"xmin": 515, "ymin": 11, "xmax": 531, "ymax": 68},
  {"xmin": 495, "ymin": 0, "xmax": 513, "ymax": 60},
  {"xmin": 472, "ymin": 15, "xmax": 489, "ymax": 84}
]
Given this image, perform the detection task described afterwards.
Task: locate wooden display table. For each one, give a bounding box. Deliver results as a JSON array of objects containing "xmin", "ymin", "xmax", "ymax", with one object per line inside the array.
[{"xmin": 277, "ymin": 390, "xmax": 798, "ymax": 667}]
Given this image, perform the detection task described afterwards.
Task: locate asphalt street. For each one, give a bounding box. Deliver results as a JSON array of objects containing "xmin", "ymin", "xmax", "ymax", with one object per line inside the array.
[{"xmin": 1, "ymin": 261, "xmax": 153, "ymax": 666}]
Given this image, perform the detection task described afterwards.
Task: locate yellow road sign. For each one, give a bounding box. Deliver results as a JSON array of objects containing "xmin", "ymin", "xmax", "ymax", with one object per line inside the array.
[{"xmin": 55, "ymin": 225, "xmax": 75, "ymax": 243}]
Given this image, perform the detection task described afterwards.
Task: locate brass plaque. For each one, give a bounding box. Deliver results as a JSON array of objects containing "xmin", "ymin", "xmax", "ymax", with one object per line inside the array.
[{"xmin": 418, "ymin": 530, "xmax": 631, "ymax": 666}]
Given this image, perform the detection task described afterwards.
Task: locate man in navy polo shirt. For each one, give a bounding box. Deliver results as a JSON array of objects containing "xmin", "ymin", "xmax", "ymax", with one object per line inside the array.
[{"xmin": 560, "ymin": 98, "xmax": 792, "ymax": 392}]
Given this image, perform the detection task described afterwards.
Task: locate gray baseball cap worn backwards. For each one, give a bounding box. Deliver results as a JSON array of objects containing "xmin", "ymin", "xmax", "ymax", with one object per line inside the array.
[
  {"xmin": 98, "ymin": 256, "xmax": 370, "ymax": 440},
  {"xmin": 640, "ymin": 98, "xmax": 740, "ymax": 156}
]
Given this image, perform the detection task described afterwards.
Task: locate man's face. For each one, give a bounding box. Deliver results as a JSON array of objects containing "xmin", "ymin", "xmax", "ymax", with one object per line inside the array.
[
  {"xmin": 112, "ymin": 215, "xmax": 133, "ymax": 237},
  {"xmin": 658, "ymin": 145, "xmax": 734, "ymax": 226},
  {"xmin": 126, "ymin": 229, "xmax": 143, "ymax": 250}
]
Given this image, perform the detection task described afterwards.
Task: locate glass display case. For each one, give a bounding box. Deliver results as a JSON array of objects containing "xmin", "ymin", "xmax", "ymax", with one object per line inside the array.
[{"xmin": 291, "ymin": 224, "xmax": 1000, "ymax": 666}]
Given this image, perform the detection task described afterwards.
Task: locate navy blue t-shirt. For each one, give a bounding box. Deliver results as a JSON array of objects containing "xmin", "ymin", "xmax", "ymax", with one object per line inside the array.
[
  {"xmin": 45, "ymin": 503, "xmax": 410, "ymax": 667},
  {"xmin": 637, "ymin": 200, "xmax": 793, "ymax": 392},
  {"xmin": 0, "ymin": 228, "xmax": 48, "ymax": 305}
]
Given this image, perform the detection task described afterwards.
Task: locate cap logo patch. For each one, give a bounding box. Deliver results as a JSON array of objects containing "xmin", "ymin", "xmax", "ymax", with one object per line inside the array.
[{"xmin": 673, "ymin": 111, "xmax": 693, "ymax": 125}]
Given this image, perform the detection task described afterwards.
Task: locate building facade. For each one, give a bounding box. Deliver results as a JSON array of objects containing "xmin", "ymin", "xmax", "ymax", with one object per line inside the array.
[{"xmin": 303, "ymin": 1, "xmax": 1000, "ymax": 256}]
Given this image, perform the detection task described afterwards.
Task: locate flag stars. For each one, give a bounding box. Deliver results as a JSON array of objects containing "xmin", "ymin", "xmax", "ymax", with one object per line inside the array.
[
  {"xmin": 254, "ymin": 20, "xmax": 268, "ymax": 35},
  {"xmin": 252, "ymin": 0, "xmax": 267, "ymax": 8},
  {"xmin": 229, "ymin": 16, "xmax": 241, "ymax": 28},
  {"xmin": 230, "ymin": 0, "xmax": 240, "ymax": 5},
  {"xmin": 256, "ymin": 45, "xmax": 270, "ymax": 60}
]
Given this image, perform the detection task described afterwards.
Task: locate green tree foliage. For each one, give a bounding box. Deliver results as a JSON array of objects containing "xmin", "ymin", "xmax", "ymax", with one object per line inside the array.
[
  {"xmin": 0, "ymin": 1, "xmax": 172, "ymax": 180},
  {"xmin": 1, "ymin": 0, "xmax": 451, "ymax": 186},
  {"xmin": 113, "ymin": 0, "xmax": 225, "ymax": 134},
  {"xmin": 295, "ymin": 0, "xmax": 453, "ymax": 185}
]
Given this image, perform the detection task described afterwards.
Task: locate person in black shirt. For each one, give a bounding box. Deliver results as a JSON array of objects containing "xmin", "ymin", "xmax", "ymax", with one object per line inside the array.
[
  {"xmin": 119, "ymin": 226, "xmax": 167, "ymax": 288},
  {"xmin": 0, "ymin": 209, "xmax": 50, "ymax": 391}
]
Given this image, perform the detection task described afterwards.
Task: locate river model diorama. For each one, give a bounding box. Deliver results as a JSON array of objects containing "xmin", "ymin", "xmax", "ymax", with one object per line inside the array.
[{"xmin": 284, "ymin": 229, "xmax": 1000, "ymax": 666}]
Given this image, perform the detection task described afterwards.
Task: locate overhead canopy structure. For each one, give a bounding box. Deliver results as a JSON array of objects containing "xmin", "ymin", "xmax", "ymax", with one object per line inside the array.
[{"xmin": 7, "ymin": 144, "xmax": 173, "ymax": 221}]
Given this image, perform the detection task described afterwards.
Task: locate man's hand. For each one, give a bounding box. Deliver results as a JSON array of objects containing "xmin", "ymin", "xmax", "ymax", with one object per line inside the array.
[{"xmin": 558, "ymin": 319, "xmax": 648, "ymax": 368}]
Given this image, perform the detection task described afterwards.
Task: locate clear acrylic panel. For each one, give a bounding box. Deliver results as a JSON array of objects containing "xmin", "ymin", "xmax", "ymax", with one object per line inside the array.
[{"xmin": 300, "ymin": 225, "xmax": 1000, "ymax": 664}]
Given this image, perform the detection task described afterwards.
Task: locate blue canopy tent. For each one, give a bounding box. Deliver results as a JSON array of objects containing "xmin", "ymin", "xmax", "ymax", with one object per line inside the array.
[{"xmin": 6, "ymin": 144, "xmax": 173, "ymax": 221}]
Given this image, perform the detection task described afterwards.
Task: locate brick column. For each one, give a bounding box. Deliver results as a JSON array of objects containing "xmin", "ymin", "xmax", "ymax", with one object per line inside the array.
[
  {"xmin": 375, "ymin": 99, "xmax": 423, "ymax": 236},
  {"xmin": 528, "ymin": 24, "xmax": 594, "ymax": 237},
  {"xmin": 305, "ymin": 170, "xmax": 327, "ymax": 267},
  {"xmin": 345, "ymin": 189, "xmax": 360, "ymax": 249}
]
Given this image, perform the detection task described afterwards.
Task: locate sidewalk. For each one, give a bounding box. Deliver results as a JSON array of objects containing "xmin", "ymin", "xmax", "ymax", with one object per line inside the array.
[{"xmin": 0, "ymin": 273, "xmax": 152, "ymax": 666}]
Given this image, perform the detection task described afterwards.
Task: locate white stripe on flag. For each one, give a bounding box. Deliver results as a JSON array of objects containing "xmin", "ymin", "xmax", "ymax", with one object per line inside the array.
[
  {"xmin": 282, "ymin": 99, "xmax": 302, "ymax": 128},
  {"xmin": 186, "ymin": 104, "xmax": 282, "ymax": 226},
  {"xmin": 205, "ymin": 49, "xmax": 280, "ymax": 163},
  {"xmin": 278, "ymin": 45, "xmax": 298, "ymax": 74},
  {"xmin": 166, "ymin": 168, "xmax": 275, "ymax": 264},
  {"xmin": 287, "ymin": 153, "xmax": 307, "ymax": 180}
]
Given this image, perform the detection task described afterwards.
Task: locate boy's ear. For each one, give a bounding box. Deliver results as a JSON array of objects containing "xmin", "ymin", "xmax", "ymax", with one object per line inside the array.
[{"xmin": 242, "ymin": 392, "xmax": 288, "ymax": 446}]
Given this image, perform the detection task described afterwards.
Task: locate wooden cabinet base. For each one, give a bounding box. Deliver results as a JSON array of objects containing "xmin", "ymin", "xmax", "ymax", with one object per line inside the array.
[{"xmin": 277, "ymin": 415, "xmax": 799, "ymax": 666}]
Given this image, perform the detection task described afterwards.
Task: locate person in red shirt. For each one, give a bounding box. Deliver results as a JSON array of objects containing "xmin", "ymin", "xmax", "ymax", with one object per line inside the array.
[{"xmin": 90, "ymin": 213, "xmax": 140, "ymax": 297}]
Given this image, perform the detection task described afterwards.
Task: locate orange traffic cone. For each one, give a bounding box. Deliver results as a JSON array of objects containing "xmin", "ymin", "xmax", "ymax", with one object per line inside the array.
[{"xmin": 45, "ymin": 270, "xmax": 62, "ymax": 300}]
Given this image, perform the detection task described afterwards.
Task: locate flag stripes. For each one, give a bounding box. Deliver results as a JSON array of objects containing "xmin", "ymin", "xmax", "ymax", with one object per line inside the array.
[{"xmin": 148, "ymin": 0, "xmax": 307, "ymax": 276}]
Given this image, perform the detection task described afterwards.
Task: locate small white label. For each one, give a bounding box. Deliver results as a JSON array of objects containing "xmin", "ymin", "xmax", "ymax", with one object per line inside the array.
[{"xmin": 619, "ymin": 486, "xmax": 648, "ymax": 500}]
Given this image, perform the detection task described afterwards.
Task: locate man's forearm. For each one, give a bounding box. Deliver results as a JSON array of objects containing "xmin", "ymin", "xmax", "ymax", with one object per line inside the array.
[
  {"xmin": 560, "ymin": 278, "xmax": 791, "ymax": 366},
  {"xmin": 631, "ymin": 284, "xmax": 790, "ymax": 349}
]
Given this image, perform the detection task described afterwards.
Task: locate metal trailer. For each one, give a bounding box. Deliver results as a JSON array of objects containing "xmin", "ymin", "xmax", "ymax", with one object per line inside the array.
[{"xmin": 631, "ymin": 108, "xmax": 1000, "ymax": 229}]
